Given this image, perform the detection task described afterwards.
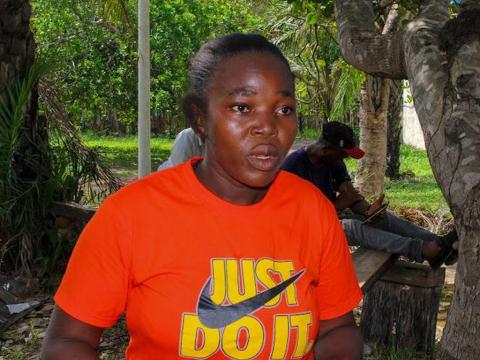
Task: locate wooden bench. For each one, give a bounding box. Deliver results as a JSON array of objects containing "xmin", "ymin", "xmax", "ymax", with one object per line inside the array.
[
  {"xmin": 50, "ymin": 201, "xmax": 445, "ymax": 358},
  {"xmin": 352, "ymin": 248, "xmax": 396, "ymax": 291}
]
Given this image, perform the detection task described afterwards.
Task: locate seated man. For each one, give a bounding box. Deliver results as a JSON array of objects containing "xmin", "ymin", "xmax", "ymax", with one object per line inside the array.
[
  {"xmin": 282, "ymin": 121, "xmax": 457, "ymax": 268},
  {"xmin": 158, "ymin": 127, "xmax": 204, "ymax": 170}
]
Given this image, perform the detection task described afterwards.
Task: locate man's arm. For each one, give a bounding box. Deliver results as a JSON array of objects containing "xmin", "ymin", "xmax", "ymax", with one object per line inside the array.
[
  {"xmin": 335, "ymin": 181, "xmax": 369, "ymax": 213},
  {"xmin": 336, "ymin": 182, "xmax": 387, "ymax": 222},
  {"xmin": 314, "ymin": 312, "xmax": 363, "ymax": 359}
]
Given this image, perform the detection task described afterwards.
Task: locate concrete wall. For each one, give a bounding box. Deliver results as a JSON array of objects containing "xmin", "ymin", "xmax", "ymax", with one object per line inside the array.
[{"xmin": 402, "ymin": 86, "xmax": 426, "ymax": 150}]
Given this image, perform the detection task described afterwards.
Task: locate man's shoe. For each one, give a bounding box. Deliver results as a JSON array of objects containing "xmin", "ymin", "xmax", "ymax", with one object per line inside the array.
[
  {"xmin": 444, "ymin": 240, "xmax": 459, "ymax": 266},
  {"xmin": 427, "ymin": 229, "xmax": 458, "ymax": 269},
  {"xmin": 444, "ymin": 248, "xmax": 458, "ymax": 266}
]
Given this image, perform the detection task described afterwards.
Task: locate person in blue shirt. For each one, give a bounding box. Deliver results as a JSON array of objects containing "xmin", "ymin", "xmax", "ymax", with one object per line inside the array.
[{"xmin": 282, "ymin": 121, "xmax": 457, "ymax": 268}]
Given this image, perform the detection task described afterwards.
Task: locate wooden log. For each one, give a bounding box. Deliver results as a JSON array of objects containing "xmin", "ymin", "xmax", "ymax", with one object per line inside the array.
[
  {"xmin": 50, "ymin": 201, "xmax": 96, "ymax": 222},
  {"xmin": 361, "ymin": 261, "xmax": 445, "ymax": 358},
  {"xmin": 352, "ymin": 248, "xmax": 396, "ymax": 291}
]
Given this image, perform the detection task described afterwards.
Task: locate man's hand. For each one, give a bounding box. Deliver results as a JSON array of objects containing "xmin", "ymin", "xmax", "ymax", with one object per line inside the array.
[
  {"xmin": 364, "ymin": 193, "xmax": 387, "ymax": 223},
  {"xmin": 335, "ymin": 181, "xmax": 365, "ymax": 211},
  {"xmin": 336, "ymin": 190, "xmax": 364, "ymax": 210},
  {"xmin": 366, "ymin": 193, "xmax": 385, "ymax": 215}
]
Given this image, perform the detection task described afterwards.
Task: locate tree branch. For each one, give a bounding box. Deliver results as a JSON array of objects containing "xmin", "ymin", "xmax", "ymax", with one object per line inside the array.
[
  {"xmin": 382, "ymin": 4, "xmax": 400, "ymax": 35},
  {"xmin": 334, "ymin": 0, "xmax": 406, "ymax": 79}
]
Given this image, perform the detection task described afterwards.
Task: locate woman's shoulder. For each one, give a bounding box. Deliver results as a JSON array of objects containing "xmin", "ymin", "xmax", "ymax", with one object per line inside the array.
[{"xmin": 103, "ymin": 162, "xmax": 192, "ymax": 209}]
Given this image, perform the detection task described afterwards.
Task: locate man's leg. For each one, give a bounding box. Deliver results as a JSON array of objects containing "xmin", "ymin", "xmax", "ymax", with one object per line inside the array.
[
  {"xmin": 373, "ymin": 212, "xmax": 439, "ymax": 243},
  {"xmin": 341, "ymin": 218, "xmax": 424, "ymax": 262}
]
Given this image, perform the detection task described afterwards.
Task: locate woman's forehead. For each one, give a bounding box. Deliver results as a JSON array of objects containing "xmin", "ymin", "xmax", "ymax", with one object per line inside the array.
[{"xmin": 208, "ymin": 52, "xmax": 294, "ymax": 94}]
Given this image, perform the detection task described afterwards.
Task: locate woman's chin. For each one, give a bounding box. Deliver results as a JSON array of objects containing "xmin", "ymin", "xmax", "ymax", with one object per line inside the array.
[{"xmin": 242, "ymin": 172, "xmax": 279, "ymax": 190}]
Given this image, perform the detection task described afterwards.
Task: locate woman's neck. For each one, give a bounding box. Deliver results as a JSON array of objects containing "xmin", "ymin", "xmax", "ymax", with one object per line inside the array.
[{"xmin": 193, "ymin": 160, "xmax": 269, "ymax": 205}]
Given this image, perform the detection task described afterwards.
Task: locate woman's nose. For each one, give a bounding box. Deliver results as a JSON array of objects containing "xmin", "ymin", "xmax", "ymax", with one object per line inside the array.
[{"xmin": 250, "ymin": 112, "xmax": 278, "ymax": 136}]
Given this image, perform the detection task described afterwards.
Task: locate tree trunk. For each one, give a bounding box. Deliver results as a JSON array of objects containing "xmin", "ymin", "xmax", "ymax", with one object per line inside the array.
[
  {"xmin": 440, "ymin": 195, "xmax": 480, "ymax": 359},
  {"xmin": 386, "ymin": 80, "xmax": 403, "ymax": 179},
  {"xmin": 93, "ymin": 109, "xmax": 102, "ymax": 132},
  {"xmin": 354, "ymin": 6, "xmax": 398, "ymax": 197},
  {"xmin": 298, "ymin": 113, "xmax": 304, "ymax": 135},
  {"xmin": 334, "ymin": 0, "xmax": 480, "ymax": 358},
  {"xmin": 0, "ymin": 2, "xmax": 33, "ymax": 89},
  {"xmin": 0, "ymin": 0, "xmax": 40, "ymax": 177},
  {"xmin": 0, "ymin": 1, "xmax": 36, "ymax": 123},
  {"xmin": 355, "ymin": 76, "xmax": 390, "ymax": 196},
  {"xmin": 0, "ymin": 0, "xmax": 45, "ymax": 272},
  {"xmin": 109, "ymin": 109, "xmax": 119, "ymax": 133}
]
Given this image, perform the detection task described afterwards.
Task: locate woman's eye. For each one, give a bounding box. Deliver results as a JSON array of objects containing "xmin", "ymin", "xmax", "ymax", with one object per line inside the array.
[
  {"xmin": 277, "ymin": 106, "xmax": 294, "ymax": 115},
  {"xmin": 232, "ymin": 104, "xmax": 250, "ymax": 113}
]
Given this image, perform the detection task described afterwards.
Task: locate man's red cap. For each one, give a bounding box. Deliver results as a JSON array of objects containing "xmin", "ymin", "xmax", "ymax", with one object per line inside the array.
[
  {"xmin": 344, "ymin": 147, "xmax": 365, "ymax": 159},
  {"xmin": 322, "ymin": 121, "xmax": 365, "ymax": 159}
]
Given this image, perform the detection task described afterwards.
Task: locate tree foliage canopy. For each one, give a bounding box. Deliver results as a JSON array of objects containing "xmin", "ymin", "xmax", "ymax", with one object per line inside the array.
[
  {"xmin": 32, "ymin": 0, "xmax": 255, "ymax": 134},
  {"xmin": 260, "ymin": 0, "xmax": 363, "ymax": 129}
]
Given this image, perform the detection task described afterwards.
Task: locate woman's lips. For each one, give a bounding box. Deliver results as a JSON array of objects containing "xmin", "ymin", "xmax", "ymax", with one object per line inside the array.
[{"xmin": 247, "ymin": 145, "xmax": 281, "ymax": 171}]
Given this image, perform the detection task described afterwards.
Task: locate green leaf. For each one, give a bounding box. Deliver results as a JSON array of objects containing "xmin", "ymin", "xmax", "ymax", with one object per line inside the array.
[{"xmin": 306, "ymin": 12, "xmax": 317, "ymax": 25}]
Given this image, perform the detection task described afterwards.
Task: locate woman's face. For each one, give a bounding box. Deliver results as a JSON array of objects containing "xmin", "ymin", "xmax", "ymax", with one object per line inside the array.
[{"xmin": 195, "ymin": 51, "xmax": 297, "ymax": 201}]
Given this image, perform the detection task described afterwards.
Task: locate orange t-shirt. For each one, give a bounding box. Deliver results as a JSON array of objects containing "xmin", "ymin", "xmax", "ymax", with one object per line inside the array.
[{"xmin": 55, "ymin": 159, "xmax": 362, "ymax": 359}]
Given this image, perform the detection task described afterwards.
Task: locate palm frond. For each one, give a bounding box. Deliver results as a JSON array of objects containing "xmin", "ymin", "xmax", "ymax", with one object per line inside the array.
[
  {"xmin": 0, "ymin": 60, "xmax": 120, "ymax": 274},
  {"xmin": 0, "ymin": 61, "xmax": 50, "ymax": 274},
  {"xmin": 330, "ymin": 61, "xmax": 365, "ymax": 122},
  {"xmin": 0, "ymin": 62, "xmax": 49, "ymax": 187},
  {"xmin": 101, "ymin": 0, "xmax": 133, "ymax": 30}
]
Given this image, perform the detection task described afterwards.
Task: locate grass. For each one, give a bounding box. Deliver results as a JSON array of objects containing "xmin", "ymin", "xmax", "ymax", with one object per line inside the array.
[
  {"xmin": 81, "ymin": 134, "xmax": 448, "ymax": 213},
  {"xmin": 0, "ymin": 320, "xmax": 44, "ymax": 360},
  {"xmin": 370, "ymin": 345, "xmax": 421, "ymax": 360},
  {"xmin": 81, "ymin": 133, "xmax": 174, "ymax": 177},
  {"xmin": 345, "ymin": 145, "xmax": 448, "ymax": 213}
]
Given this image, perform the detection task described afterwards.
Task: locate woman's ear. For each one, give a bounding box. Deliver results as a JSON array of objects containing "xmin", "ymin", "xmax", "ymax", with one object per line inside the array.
[{"xmin": 191, "ymin": 105, "xmax": 207, "ymax": 142}]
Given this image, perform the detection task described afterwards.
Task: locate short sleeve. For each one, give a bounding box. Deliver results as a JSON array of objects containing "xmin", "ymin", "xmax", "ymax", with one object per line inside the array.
[
  {"xmin": 54, "ymin": 197, "xmax": 132, "ymax": 328},
  {"xmin": 315, "ymin": 205, "xmax": 362, "ymax": 320}
]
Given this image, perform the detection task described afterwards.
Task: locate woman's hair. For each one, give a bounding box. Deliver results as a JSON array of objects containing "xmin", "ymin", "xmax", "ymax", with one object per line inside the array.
[{"xmin": 182, "ymin": 33, "xmax": 293, "ymax": 126}]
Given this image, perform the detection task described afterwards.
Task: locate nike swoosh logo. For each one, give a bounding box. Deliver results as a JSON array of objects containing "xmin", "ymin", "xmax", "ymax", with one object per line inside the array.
[{"xmin": 197, "ymin": 270, "xmax": 304, "ymax": 329}]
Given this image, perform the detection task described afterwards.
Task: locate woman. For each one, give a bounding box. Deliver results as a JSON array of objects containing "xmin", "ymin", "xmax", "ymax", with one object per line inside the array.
[{"xmin": 41, "ymin": 33, "xmax": 362, "ymax": 359}]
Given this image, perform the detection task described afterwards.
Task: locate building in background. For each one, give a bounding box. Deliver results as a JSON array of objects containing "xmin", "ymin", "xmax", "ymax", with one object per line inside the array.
[{"xmin": 402, "ymin": 84, "xmax": 426, "ymax": 150}]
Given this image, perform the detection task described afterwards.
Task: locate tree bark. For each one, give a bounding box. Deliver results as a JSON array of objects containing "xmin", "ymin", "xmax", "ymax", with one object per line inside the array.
[
  {"xmin": 355, "ymin": 76, "xmax": 390, "ymax": 196},
  {"xmin": 109, "ymin": 109, "xmax": 119, "ymax": 133},
  {"xmin": 0, "ymin": 1, "xmax": 33, "ymax": 90},
  {"xmin": 0, "ymin": 0, "xmax": 44, "ymax": 272},
  {"xmin": 354, "ymin": 6, "xmax": 398, "ymax": 196},
  {"xmin": 0, "ymin": 1, "xmax": 37, "ymax": 128},
  {"xmin": 334, "ymin": 0, "xmax": 480, "ymax": 358},
  {"xmin": 334, "ymin": 0, "xmax": 405, "ymax": 79},
  {"xmin": 386, "ymin": 80, "xmax": 403, "ymax": 179},
  {"xmin": 0, "ymin": 0, "xmax": 40, "ymax": 175}
]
